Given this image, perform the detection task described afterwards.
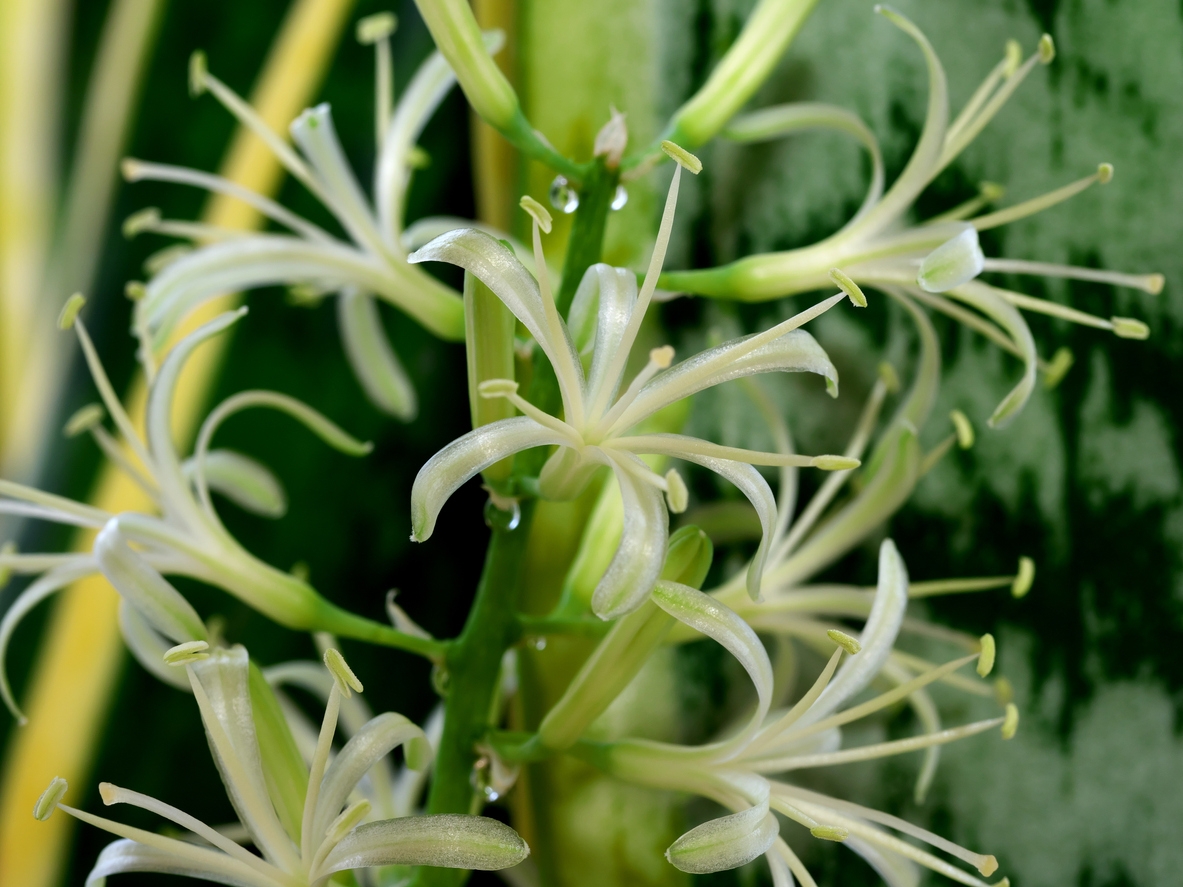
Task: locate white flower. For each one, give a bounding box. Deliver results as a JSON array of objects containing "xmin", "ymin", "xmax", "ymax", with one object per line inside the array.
[
  {"xmin": 121, "ymin": 25, "xmax": 507, "ymax": 419},
  {"xmin": 406, "ymin": 145, "xmax": 864, "ymax": 619},
  {"xmin": 34, "ymin": 645, "xmax": 528, "ymax": 886},
  {"xmin": 0, "ymin": 299, "xmax": 438, "ymax": 723},
  {"xmin": 599, "ymin": 539, "xmax": 1016, "ymax": 887},
  {"xmin": 663, "ymin": 5, "xmax": 1161, "ymax": 428}
]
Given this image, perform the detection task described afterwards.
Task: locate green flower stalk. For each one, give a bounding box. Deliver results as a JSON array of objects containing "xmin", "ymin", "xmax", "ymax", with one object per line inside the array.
[
  {"xmin": 0, "ymin": 299, "xmax": 442, "ymax": 722},
  {"xmin": 408, "ymin": 146, "xmax": 860, "ymax": 619},
  {"xmin": 33, "ymin": 645, "xmax": 529, "ymax": 885},
  {"xmin": 661, "ymin": 6, "xmax": 1161, "ymax": 424},
  {"xmin": 121, "ymin": 32, "xmax": 491, "ymax": 419}
]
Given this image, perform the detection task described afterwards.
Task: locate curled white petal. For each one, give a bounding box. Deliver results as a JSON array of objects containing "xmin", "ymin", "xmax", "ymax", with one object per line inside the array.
[
  {"xmin": 182, "ymin": 449, "xmax": 287, "ymax": 518},
  {"xmin": 337, "ymin": 288, "xmax": 418, "ymax": 420},
  {"xmin": 590, "ymin": 458, "xmax": 670, "ymax": 619}
]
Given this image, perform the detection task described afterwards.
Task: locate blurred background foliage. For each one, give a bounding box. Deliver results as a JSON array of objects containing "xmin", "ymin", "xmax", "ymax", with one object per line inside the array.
[{"xmin": 0, "ymin": 0, "xmax": 1180, "ymax": 885}]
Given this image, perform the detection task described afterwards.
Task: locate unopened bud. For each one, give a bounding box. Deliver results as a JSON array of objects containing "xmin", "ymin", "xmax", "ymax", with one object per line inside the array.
[
  {"xmin": 827, "ymin": 629, "xmax": 862, "ymax": 655},
  {"xmin": 593, "ymin": 108, "xmax": 628, "ymax": 168},
  {"xmin": 661, "ymin": 526, "xmax": 713, "ymax": 589},
  {"xmin": 324, "ymin": 648, "xmax": 363, "ymax": 697}
]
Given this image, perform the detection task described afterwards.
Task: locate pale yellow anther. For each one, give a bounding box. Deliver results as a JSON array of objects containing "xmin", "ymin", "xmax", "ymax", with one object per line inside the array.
[
  {"xmin": 827, "ymin": 629, "xmax": 862, "ymax": 655},
  {"xmin": 810, "ymin": 825, "xmax": 848, "ymax": 842},
  {"xmin": 649, "ymin": 345, "xmax": 675, "ymax": 369},
  {"xmin": 660, "ymin": 140, "xmax": 702, "ymax": 175},
  {"xmin": 1038, "ymin": 33, "xmax": 1055, "ymax": 64},
  {"xmin": 1043, "ymin": 347, "xmax": 1074, "ymax": 389},
  {"xmin": 125, "ymin": 281, "xmax": 147, "ymax": 302},
  {"xmin": 122, "ymin": 207, "xmax": 160, "ymax": 238},
  {"xmin": 1012, "ymin": 556, "xmax": 1035, "ymax": 598},
  {"xmin": 478, "ymin": 379, "xmax": 519, "ymax": 398},
  {"xmin": 64, "ymin": 403, "xmax": 105, "ymax": 438},
  {"xmin": 163, "ymin": 640, "xmax": 210, "ymax": 667},
  {"xmin": 878, "ymin": 361, "xmax": 901, "ymax": 394},
  {"xmin": 1097, "ymin": 162, "xmax": 1114, "ymax": 184},
  {"xmin": 950, "ymin": 410, "xmax": 974, "ymax": 449},
  {"xmin": 980, "ymin": 181, "xmax": 1006, "ymax": 202},
  {"xmin": 1146, "ymin": 273, "xmax": 1165, "ymax": 295},
  {"xmin": 120, "ymin": 158, "xmax": 142, "ymax": 182},
  {"xmin": 34, "ymin": 777, "xmax": 67, "ymax": 821},
  {"xmin": 812, "ymin": 455, "xmax": 861, "ymax": 471},
  {"xmin": 519, "ymin": 195, "xmax": 553, "ymax": 234},
  {"xmin": 977, "ymin": 633, "xmax": 996, "ymax": 677},
  {"xmin": 994, "ymin": 676, "xmax": 1015, "ymax": 705},
  {"xmin": 1111, "ymin": 316, "xmax": 1149, "ymax": 340},
  {"xmin": 1001, "ymin": 703, "xmax": 1019, "ymax": 740},
  {"xmin": 664, "ymin": 469, "xmax": 689, "ymax": 514},
  {"xmin": 407, "ymin": 146, "xmax": 431, "ymax": 170},
  {"xmin": 979, "ymin": 855, "xmax": 1000, "ymax": 877},
  {"xmin": 188, "ymin": 50, "xmax": 208, "ymax": 97},
  {"xmin": 98, "ymin": 782, "xmax": 118, "ymax": 805},
  {"xmin": 829, "ymin": 268, "xmax": 867, "ymax": 307},
  {"xmin": 356, "ymin": 12, "xmax": 397, "ymax": 44},
  {"xmin": 324, "ymin": 648, "xmax": 364, "ymax": 697},
  {"xmin": 1003, "ymin": 40, "xmax": 1023, "ymax": 77},
  {"xmin": 57, "ymin": 293, "xmax": 86, "ymax": 330},
  {"xmin": 326, "ymin": 798, "xmax": 371, "ymax": 842},
  {"xmin": 994, "ymin": 878, "xmax": 1012, "ymax": 887}
]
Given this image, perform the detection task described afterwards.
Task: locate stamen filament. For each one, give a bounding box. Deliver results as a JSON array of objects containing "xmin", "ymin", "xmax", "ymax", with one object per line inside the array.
[
  {"xmin": 73, "ymin": 319, "xmax": 156, "ymax": 472},
  {"xmin": 301, "ymin": 683, "xmax": 342, "ymax": 865},
  {"xmin": 529, "ymin": 216, "xmax": 585, "ymax": 428},
  {"xmin": 981, "ymin": 258, "xmax": 1163, "ymax": 294},
  {"xmin": 972, "ymin": 165, "xmax": 1110, "ymax": 231},
  {"xmin": 908, "ymin": 575, "xmax": 1014, "ymax": 598}
]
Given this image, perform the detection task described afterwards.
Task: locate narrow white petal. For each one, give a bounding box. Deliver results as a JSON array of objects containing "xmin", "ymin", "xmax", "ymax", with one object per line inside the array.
[
  {"xmin": 314, "ymin": 814, "xmax": 529, "ymax": 876},
  {"xmin": 0, "ymin": 478, "xmax": 112, "ymax": 527},
  {"xmin": 337, "ymin": 289, "xmax": 417, "ymax": 420},
  {"xmin": 0, "ymin": 561, "xmax": 96, "ymax": 721},
  {"xmin": 567, "ymin": 263, "xmax": 639, "ymax": 405},
  {"xmin": 845, "ymin": 835, "xmax": 922, "ymax": 887},
  {"xmin": 590, "ymin": 459, "xmax": 670, "ymax": 619},
  {"xmin": 95, "ymin": 520, "xmax": 206, "ymax": 643},
  {"xmin": 117, "ymin": 600, "xmax": 191, "ymax": 691},
  {"xmin": 75, "ymin": 829, "xmax": 276, "ymax": 887},
  {"xmin": 651, "ymin": 579, "xmax": 773, "ymax": 749},
  {"xmin": 797, "ymin": 539, "xmax": 908, "ymax": 725},
  {"xmin": 182, "ymin": 449, "xmax": 287, "ymax": 519},
  {"xmin": 611, "ymin": 329, "xmax": 837, "ymax": 435},
  {"xmin": 411, "ymin": 417, "xmax": 569, "ymax": 542},
  {"xmin": 189, "ymin": 647, "xmax": 302, "ymax": 870},
  {"xmin": 311, "ymin": 712, "xmax": 431, "ymax": 840}
]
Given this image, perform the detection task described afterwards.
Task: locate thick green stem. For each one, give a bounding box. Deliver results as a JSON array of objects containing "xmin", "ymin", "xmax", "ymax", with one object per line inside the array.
[
  {"xmin": 554, "ymin": 160, "xmax": 619, "ymax": 315},
  {"xmin": 412, "ymin": 500, "xmax": 535, "ymax": 887}
]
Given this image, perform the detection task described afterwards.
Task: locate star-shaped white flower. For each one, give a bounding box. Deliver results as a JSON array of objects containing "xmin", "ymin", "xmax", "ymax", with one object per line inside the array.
[
  {"xmin": 34, "ymin": 644, "xmax": 528, "ymax": 886},
  {"xmin": 407, "ymin": 145, "xmax": 863, "ymax": 619},
  {"xmin": 663, "ymin": 5, "xmax": 1160, "ymax": 428},
  {"xmin": 1, "ymin": 298, "xmax": 437, "ymax": 723},
  {"xmin": 121, "ymin": 21, "xmax": 507, "ymax": 419}
]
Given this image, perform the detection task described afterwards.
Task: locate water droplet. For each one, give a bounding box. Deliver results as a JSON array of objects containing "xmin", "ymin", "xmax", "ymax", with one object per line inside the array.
[
  {"xmin": 484, "ymin": 497, "xmax": 521, "ymax": 532},
  {"xmin": 430, "ymin": 663, "xmax": 451, "ymax": 697},
  {"xmin": 610, "ymin": 184, "xmax": 629, "ymax": 211},
  {"xmin": 531, "ymin": 636, "xmax": 547, "ymax": 651},
  {"xmin": 471, "ymin": 748, "xmax": 520, "ymax": 803},
  {"xmin": 549, "ymin": 176, "xmax": 579, "ymax": 214}
]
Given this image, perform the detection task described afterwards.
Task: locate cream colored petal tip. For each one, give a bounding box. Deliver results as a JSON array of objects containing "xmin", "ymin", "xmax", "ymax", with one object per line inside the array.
[{"xmin": 660, "ymin": 140, "xmax": 702, "ymax": 174}]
